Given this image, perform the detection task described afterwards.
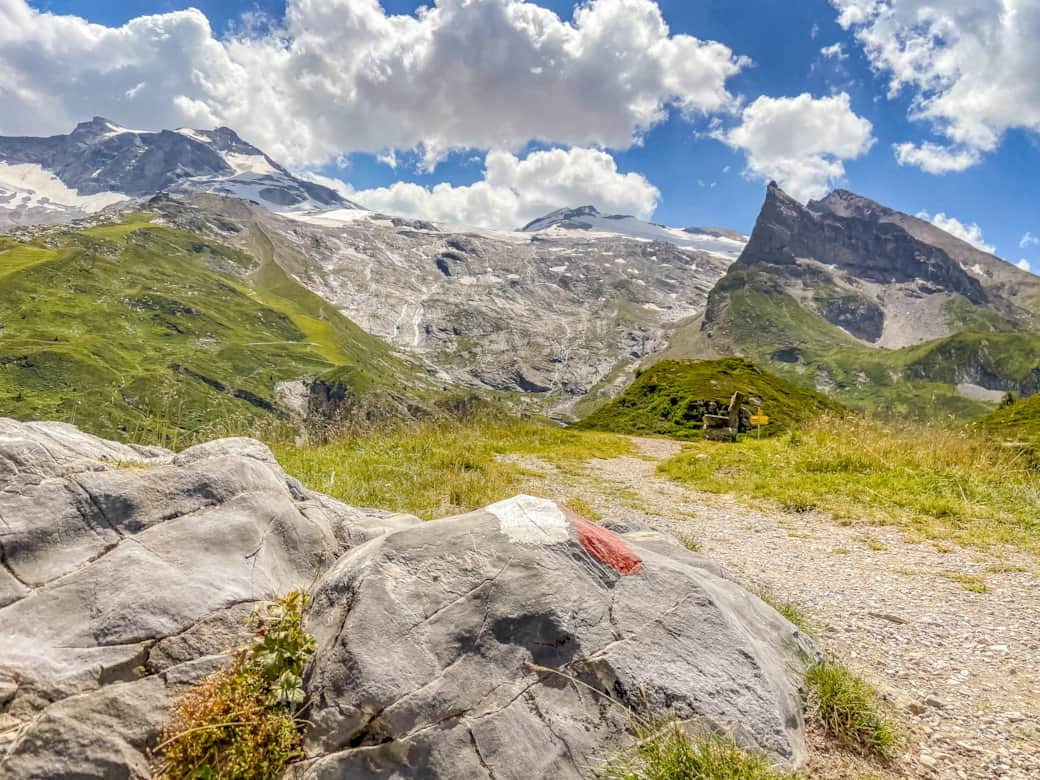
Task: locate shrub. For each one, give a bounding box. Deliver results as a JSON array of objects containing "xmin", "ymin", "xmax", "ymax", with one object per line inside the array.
[
  {"xmin": 804, "ymin": 660, "xmax": 899, "ymax": 759},
  {"xmin": 602, "ymin": 718, "xmax": 794, "ymax": 780},
  {"xmin": 152, "ymin": 591, "xmax": 316, "ymax": 779}
]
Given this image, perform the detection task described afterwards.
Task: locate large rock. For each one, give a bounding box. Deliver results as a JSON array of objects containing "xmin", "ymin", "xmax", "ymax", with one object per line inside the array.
[
  {"xmin": 1, "ymin": 420, "xmax": 815, "ymax": 778},
  {"xmin": 0, "ymin": 418, "xmax": 418, "ymax": 778},
  {"xmin": 296, "ymin": 495, "xmax": 816, "ymax": 778}
]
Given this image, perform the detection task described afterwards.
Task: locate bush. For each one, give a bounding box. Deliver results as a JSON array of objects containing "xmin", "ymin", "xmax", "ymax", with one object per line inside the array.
[
  {"xmin": 602, "ymin": 718, "xmax": 794, "ymax": 780},
  {"xmin": 152, "ymin": 591, "xmax": 316, "ymax": 779},
  {"xmin": 804, "ymin": 660, "xmax": 899, "ymax": 759}
]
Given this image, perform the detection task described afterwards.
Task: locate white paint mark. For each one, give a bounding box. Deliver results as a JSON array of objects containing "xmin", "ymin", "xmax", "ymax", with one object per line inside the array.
[{"xmin": 487, "ymin": 494, "xmax": 570, "ymax": 545}]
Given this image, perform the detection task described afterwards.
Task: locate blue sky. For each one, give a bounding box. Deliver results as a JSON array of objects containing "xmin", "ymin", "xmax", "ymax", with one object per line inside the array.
[{"xmin": 11, "ymin": 1, "xmax": 1040, "ymax": 266}]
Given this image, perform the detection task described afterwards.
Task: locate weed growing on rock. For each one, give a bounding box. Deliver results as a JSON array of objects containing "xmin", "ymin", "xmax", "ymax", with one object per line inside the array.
[
  {"xmin": 602, "ymin": 718, "xmax": 794, "ymax": 780},
  {"xmin": 804, "ymin": 660, "xmax": 898, "ymax": 759},
  {"xmin": 151, "ymin": 591, "xmax": 315, "ymax": 779}
]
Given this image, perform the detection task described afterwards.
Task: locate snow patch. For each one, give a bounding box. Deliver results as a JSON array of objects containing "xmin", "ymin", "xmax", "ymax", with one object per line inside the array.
[{"xmin": 0, "ymin": 163, "xmax": 125, "ymax": 212}]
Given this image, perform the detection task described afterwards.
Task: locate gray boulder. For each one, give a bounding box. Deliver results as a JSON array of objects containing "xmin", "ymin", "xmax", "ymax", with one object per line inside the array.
[
  {"xmin": 1, "ymin": 419, "xmax": 815, "ymax": 778},
  {"xmin": 0, "ymin": 418, "xmax": 418, "ymax": 777},
  {"xmin": 296, "ymin": 495, "xmax": 816, "ymax": 778}
]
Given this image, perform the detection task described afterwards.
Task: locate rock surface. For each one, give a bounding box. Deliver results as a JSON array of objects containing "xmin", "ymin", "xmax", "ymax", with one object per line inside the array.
[
  {"xmin": 0, "ymin": 418, "xmax": 417, "ymax": 778},
  {"xmin": 295, "ymin": 495, "xmax": 815, "ymax": 778},
  {"xmin": 0, "ymin": 421, "xmax": 814, "ymax": 777}
]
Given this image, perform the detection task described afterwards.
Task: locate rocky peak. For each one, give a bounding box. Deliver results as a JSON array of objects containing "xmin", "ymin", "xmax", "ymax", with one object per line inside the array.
[{"xmin": 736, "ymin": 183, "xmax": 986, "ymax": 302}]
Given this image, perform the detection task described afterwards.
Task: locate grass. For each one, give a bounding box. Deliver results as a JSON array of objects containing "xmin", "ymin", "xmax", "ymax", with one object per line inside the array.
[
  {"xmin": 152, "ymin": 592, "xmax": 315, "ymax": 779},
  {"xmin": 577, "ymin": 358, "xmax": 843, "ymax": 440},
  {"xmin": 566, "ymin": 496, "xmax": 602, "ymax": 521},
  {"xmin": 753, "ymin": 589, "xmax": 814, "ymax": 636},
  {"xmin": 659, "ymin": 414, "xmax": 1040, "ymax": 555},
  {"xmin": 0, "ymin": 215, "xmax": 426, "ymax": 447},
  {"xmin": 271, "ymin": 417, "xmax": 634, "ymax": 519},
  {"xmin": 971, "ymin": 392, "xmax": 1040, "ymax": 458},
  {"xmin": 804, "ymin": 660, "xmax": 899, "ymax": 759},
  {"xmin": 939, "ymin": 572, "xmax": 989, "ymax": 593},
  {"xmin": 601, "ymin": 718, "xmax": 795, "ymax": 780}
]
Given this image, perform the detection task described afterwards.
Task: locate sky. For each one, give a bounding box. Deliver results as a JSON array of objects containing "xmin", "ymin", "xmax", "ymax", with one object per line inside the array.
[{"xmin": 3, "ymin": 0, "xmax": 1039, "ymax": 270}]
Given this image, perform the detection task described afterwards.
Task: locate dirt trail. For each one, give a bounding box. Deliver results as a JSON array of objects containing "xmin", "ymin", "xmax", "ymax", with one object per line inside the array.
[{"xmin": 516, "ymin": 437, "xmax": 1040, "ymax": 779}]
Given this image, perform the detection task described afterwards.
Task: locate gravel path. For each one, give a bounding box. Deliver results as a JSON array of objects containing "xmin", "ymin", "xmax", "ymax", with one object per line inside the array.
[{"xmin": 514, "ymin": 437, "xmax": 1040, "ymax": 779}]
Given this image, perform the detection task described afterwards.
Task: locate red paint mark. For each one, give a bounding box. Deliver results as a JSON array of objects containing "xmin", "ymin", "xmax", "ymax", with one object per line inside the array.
[{"xmin": 558, "ymin": 503, "xmax": 643, "ymax": 575}]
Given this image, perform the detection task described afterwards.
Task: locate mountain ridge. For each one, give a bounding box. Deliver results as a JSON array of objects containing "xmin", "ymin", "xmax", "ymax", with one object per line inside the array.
[{"xmin": 0, "ymin": 117, "xmax": 358, "ymax": 229}]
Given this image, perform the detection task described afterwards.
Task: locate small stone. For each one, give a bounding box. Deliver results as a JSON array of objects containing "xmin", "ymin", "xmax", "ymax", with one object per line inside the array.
[
  {"xmin": 926, "ymin": 696, "xmax": 946, "ymax": 709},
  {"xmin": 909, "ymin": 702, "xmax": 927, "ymax": 715},
  {"xmin": 920, "ymin": 754, "xmax": 938, "ymax": 767}
]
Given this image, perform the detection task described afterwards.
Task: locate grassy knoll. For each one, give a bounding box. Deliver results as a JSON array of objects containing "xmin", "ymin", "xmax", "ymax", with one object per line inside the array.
[
  {"xmin": 576, "ymin": 358, "xmax": 843, "ymax": 440},
  {"xmin": 0, "ymin": 214, "xmax": 424, "ymax": 447},
  {"xmin": 659, "ymin": 414, "xmax": 1040, "ymax": 555},
  {"xmin": 971, "ymin": 393, "xmax": 1040, "ymax": 456},
  {"xmin": 272, "ymin": 417, "xmax": 634, "ymax": 519}
]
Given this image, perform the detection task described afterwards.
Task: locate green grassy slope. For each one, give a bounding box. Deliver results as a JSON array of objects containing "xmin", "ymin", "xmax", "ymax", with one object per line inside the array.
[
  {"xmin": 575, "ymin": 358, "xmax": 843, "ymax": 439},
  {"xmin": 971, "ymin": 394, "xmax": 1040, "ymax": 453},
  {"xmin": 0, "ymin": 214, "xmax": 425, "ymax": 446},
  {"xmin": 676, "ymin": 267, "xmax": 1040, "ymax": 424}
]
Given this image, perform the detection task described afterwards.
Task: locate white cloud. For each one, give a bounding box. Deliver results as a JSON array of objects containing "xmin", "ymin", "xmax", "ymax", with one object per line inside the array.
[
  {"xmin": 820, "ymin": 42, "xmax": 847, "ymax": 60},
  {"xmin": 350, "ymin": 146, "xmax": 660, "ymax": 231},
  {"xmin": 832, "ymin": 0, "xmax": 1040, "ymax": 172},
  {"xmin": 0, "ymin": 0, "xmax": 749, "ymax": 168},
  {"xmin": 893, "ymin": 142, "xmax": 981, "ymax": 174},
  {"xmin": 917, "ymin": 210, "xmax": 996, "ymax": 253},
  {"xmin": 1021, "ymin": 232, "xmax": 1040, "ymax": 249},
  {"xmin": 717, "ymin": 92, "xmax": 874, "ymax": 201},
  {"xmin": 1018, "ymin": 258, "xmax": 1032, "ymax": 272}
]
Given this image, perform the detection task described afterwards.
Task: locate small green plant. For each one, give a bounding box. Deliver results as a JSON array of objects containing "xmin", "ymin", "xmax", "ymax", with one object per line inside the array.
[
  {"xmin": 151, "ymin": 591, "xmax": 316, "ymax": 779},
  {"xmin": 602, "ymin": 717, "xmax": 794, "ymax": 780},
  {"xmin": 804, "ymin": 660, "xmax": 899, "ymax": 759},
  {"xmin": 679, "ymin": 535, "xmax": 702, "ymax": 553},
  {"xmin": 753, "ymin": 589, "xmax": 813, "ymax": 636}
]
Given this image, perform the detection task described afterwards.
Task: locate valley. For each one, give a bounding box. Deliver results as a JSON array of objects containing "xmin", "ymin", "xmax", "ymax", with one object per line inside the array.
[{"xmin": 1, "ymin": 116, "xmax": 1038, "ymax": 780}]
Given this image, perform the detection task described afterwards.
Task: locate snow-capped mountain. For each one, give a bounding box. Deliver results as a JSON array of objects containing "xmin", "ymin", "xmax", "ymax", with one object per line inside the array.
[
  {"xmin": 0, "ymin": 117, "xmax": 359, "ymax": 228},
  {"xmin": 521, "ymin": 205, "xmax": 747, "ymax": 259}
]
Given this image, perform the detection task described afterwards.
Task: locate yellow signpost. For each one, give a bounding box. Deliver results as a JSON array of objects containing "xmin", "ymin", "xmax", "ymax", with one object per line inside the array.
[{"xmin": 749, "ymin": 408, "xmax": 769, "ymax": 438}]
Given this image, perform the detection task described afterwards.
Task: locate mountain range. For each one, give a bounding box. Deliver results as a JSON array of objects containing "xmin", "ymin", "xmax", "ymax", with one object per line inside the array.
[{"xmin": 1, "ymin": 119, "xmax": 1037, "ymax": 435}]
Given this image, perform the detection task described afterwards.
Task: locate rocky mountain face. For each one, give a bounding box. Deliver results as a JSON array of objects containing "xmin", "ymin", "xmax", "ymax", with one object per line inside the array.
[
  {"xmin": 673, "ymin": 183, "xmax": 1040, "ymax": 420},
  {"xmin": 0, "ymin": 118, "xmax": 355, "ymax": 228},
  {"xmin": 0, "ymin": 418, "xmax": 815, "ymax": 777},
  {"xmin": 151, "ymin": 195, "xmax": 735, "ymax": 416},
  {"xmin": 521, "ymin": 204, "xmax": 747, "ymax": 260}
]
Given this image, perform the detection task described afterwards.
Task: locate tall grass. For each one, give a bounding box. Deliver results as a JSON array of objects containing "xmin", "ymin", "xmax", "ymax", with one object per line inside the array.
[
  {"xmin": 804, "ymin": 660, "xmax": 899, "ymax": 759},
  {"xmin": 271, "ymin": 417, "xmax": 634, "ymax": 519},
  {"xmin": 602, "ymin": 718, "xmax": 795, "ymax": 780},
  {"xmin": 659, "ymin": 414, "xmax": 1040, "ymax": 554}
]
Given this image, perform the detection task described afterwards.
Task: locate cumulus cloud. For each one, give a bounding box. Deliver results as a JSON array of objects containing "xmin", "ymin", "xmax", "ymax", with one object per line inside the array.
[
  {"xmin": 832, "ymin": 0, "xmax": 1040, "ymax": 172},
  {"xmin": 717, "ymin": 92, "xmax": 874, "ymax": 201},
  {"xmin": 1018, "ymin": 259, "xmax": 1032, "ymax": 272},
  {"xmin": 1021, "ymin": 232, "xmax": 1040, "ymax": 249},
  {"xmin": 917, "ymin": 210, "xmax": 996, "ymax": 253},
  {"xmin": 351, "ymin": 146, "xmax": 660, "ymax": 231},
  {"xmin": 0, "ymin": 0, "xmax": 749, "ymax": 168}
]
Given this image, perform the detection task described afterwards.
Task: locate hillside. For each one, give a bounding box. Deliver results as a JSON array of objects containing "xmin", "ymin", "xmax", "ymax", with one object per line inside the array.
[
  {"xmin": 971, "ymin": 393, "xmax": 1040, "ymax": 452},
  {"xmin": 668, "ymin": 184, "xmax": 1040, "ymax": 423},
  {"xmin": 576, "ymin": 358, "xmax": 843, "ymax": 439},
  {"xmin": 0, "ymin": 212, "xmax": 427, "ymax": 445}
]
